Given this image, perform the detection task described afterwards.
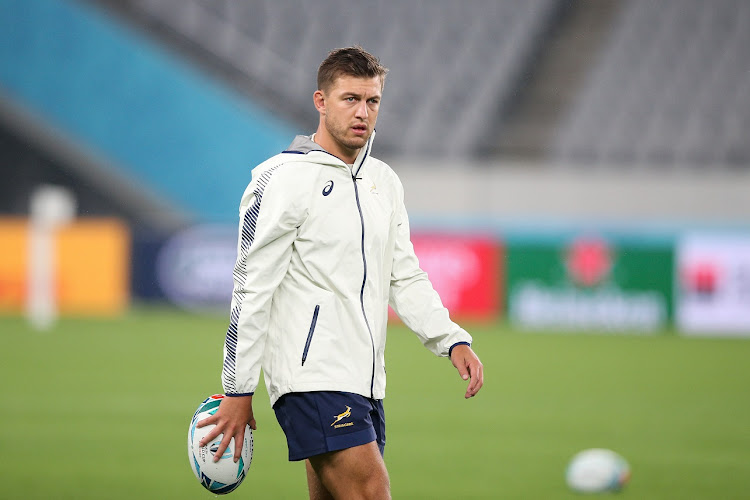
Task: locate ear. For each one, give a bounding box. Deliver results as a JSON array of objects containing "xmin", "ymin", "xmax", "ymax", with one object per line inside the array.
[{"xmin": 313, "ymin": 90, "xmax": 326, "ymax": 115}]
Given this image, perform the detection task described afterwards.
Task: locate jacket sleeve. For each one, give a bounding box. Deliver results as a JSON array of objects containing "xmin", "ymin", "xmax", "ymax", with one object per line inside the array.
[
  {"xmin": 388, "ymin": 178, "xmax": 473, "ymax": 357},
  {"xmin": 222, "ymin": 166, "xmax": 305, "ymax": 395}
]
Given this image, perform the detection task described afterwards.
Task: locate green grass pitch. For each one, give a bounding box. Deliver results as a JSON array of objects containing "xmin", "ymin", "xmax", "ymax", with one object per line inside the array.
[{"xmin": 1, "ymin": 308, "xmax": 749, "ymax": 499}]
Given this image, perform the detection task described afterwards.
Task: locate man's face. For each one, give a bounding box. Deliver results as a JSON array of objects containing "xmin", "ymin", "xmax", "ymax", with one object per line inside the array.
[{"xmin": 318, "ymin": 75, "xmax": 382, "ymax": 160}]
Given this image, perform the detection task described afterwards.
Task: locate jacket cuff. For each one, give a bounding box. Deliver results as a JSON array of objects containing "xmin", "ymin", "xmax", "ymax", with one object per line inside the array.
[
  {"xmin": 225, "ymin": 392, "xmax": 254, "ymax": 397},
  {"xmin": 448, "ymin": 341, "xmax": 471, "ymax": 358}
]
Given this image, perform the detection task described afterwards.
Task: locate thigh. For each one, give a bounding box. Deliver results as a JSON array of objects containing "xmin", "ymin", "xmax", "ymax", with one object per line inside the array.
[
  {"xmin": 308, "ymin": 441, "xmax": 390, "ymax": 500},
  {"xmin": 306, "ymin": 459, "xmax": 334, "ymax": 500}
]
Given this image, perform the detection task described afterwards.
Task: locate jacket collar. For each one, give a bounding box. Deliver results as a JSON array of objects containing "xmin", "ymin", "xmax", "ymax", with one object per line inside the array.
[
  {"xmin": 284, "ymin": 134, "xmax": 326, "ymax": 155},
  {"xmin": 284, "ymin": 131, "xmax": 376, "ymax": 175}
]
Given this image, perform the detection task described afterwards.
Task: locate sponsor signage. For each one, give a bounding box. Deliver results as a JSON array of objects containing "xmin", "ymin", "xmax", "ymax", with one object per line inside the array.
[
  {"xmin": 676, "ymin": 234, "xmax": 750, "ymax": 335},
  {"xmin": 507, "ymin": 236, "xmax": 673, "ymax": 331},
  {"xmin": 155, "ymin": 227, "xmax": 502, "ymax": 319},
  {"xmin": 0, "ymin": 218, "xmax": 26, "ymax": 312},
  {"xmin": 0, "ymin": 217, "xmax": 130, "ymax": 315},
  {"xmin": 156, "ymin": 225, "xmax": 237, "ymax": 311},
  {"xmin": 406, "ymin": 233, "xmax": 502, "ymax": 320}
]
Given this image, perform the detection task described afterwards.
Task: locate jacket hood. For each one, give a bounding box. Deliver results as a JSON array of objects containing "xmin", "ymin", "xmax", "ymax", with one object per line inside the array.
[{"xmin": 285, "ymin": 134, "xmax": 327, "ymax": 154}]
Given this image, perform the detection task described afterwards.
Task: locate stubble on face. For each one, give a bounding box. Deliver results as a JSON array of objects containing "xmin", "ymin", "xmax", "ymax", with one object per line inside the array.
[{"xmin": 324, "ymin": 110, "xmax": 369, "ymax": 152}]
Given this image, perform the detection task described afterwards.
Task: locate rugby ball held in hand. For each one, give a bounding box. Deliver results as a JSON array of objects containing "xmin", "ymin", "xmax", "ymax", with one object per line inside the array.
[
  {"xmin": 565, "ymin": 448, "xmax": 631, "ymax": 493},
  {"xmin": 187, "ymin": 394, "xmax": 253, "ymax": 495}
]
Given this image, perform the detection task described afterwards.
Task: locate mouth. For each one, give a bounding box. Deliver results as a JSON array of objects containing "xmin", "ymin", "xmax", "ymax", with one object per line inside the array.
[{"xmin": 351, "ymin": 124, "xmax": 368, "ymax": 136}]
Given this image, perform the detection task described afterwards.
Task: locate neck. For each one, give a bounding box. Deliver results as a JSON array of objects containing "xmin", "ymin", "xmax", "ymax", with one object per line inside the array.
[{"xmin": 313, "ymin": 126, "xmax": 360, "ymax": 164}]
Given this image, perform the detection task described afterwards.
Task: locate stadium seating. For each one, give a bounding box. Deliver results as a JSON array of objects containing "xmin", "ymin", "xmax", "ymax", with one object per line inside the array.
[
  {"xmin": 122, "ymin": 0, "xmax": 562, "ymax": 158},
  {"xmin": 552, "ymin": 0, "xmax": 750, "ymax": 167}
]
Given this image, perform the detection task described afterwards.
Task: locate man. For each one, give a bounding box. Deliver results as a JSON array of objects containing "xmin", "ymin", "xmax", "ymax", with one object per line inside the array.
[{"xmin": 198, "ymin": 46, "xmax": 483, "ymax": 500}]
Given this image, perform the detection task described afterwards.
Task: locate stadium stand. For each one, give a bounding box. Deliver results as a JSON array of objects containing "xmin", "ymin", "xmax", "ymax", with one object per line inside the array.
[
  {"xmin": 491, "ymin": 0, "xmax": 621, "ymax": 159},
  {"xmin": 2, "ymin": 0, "xmax": 747, "ymax": 233},
  {"xmin": 98, "ymin": 0, "xmax": 563, "ymax": 158},
  {"xmin": 552, "ymin": 0, "xmax": 750, "ymax": 167},
  {"xmin": 0, "ymin": 0, "xmax": 295, "ymax": 226}
]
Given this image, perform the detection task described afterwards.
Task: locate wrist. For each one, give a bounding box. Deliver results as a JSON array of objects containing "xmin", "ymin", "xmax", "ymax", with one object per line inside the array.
[{"xmin": 449, "ymin": 341, "xmax": 471, "ymax": 358}]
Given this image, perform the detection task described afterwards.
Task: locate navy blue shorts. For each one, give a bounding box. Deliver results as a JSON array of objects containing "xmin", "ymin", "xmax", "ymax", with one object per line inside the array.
[{"xmin": 273, "ymin": 391, "xmax": 385, "ymax": 461}]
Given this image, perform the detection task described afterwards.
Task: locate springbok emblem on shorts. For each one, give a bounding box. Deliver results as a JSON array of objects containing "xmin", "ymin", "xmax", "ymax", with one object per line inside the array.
[{"xmin": 331, "ymin": 405, "xmax": 352, "ymax": 426}]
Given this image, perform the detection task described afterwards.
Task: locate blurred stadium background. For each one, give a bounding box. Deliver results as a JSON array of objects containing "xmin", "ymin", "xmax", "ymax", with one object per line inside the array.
[{"xmin": 1, "ymin": 0, "xmax": 749, "ymax": 498}]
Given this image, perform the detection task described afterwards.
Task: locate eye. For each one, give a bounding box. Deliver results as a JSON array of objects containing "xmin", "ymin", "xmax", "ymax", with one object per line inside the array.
[{"xmin": 345, "ymin": 97, "xmax": 355, "ymax": 102}]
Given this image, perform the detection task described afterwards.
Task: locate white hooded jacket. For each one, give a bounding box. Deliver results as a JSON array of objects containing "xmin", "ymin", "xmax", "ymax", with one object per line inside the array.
[{"xmin": 222, "ymin": 133, "xmax": 472, "ymax": 406}]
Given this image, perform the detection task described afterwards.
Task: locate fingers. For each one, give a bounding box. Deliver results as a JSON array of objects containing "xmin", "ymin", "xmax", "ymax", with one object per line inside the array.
[
  {"xmin": 199, "ymin": 420, "xmax": 244, "ymax": 463},
  {"xmin": 465, "ymin": 359, "xmax": 484, "ymax": 399},
  {"xmin": 197, "ymin": 414, "xmax": 222, "ymax": 447},
  {"xmin": 451, "ymin": 345, "xmax": 484, "ymax": 399},
  {"xmin": 233, "ymin": 427, "xmax": 246, "ymax": 462},
  {"xmin": 197, "ymin": 395, "xmax": 255, "ymax": 462},
  {"xmin": 198, "ymin": 424, "xmax": 221, "ymax": 449},
  {"xmin": 196, "ymin": 413, "xmax": 218, "ymax": 429}
]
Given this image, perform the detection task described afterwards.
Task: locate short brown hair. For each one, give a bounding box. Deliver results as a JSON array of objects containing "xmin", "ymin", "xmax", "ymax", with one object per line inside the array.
[{"xmin": 317, "ymin": 46, "xmax": 388, "ymax": 93}]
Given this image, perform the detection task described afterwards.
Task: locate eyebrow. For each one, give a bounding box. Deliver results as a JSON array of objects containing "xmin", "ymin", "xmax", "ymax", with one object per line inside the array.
[{"xmin": 342, "ymin": 92, "xmax": 381, "ymax": 100}]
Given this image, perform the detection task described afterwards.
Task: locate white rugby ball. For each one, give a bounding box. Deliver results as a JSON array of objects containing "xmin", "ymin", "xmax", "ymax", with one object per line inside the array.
[
  {"xmin": 565, "ymin": 448, "xmax": 630, "ymax": 493},
  {"xmin": 187, "ymin": 394, "xmax": 253, "ymax": 495}
]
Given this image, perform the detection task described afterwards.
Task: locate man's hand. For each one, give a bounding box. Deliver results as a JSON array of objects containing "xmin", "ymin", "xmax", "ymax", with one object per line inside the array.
[
  {"xmin": 450, "ymin": 344, "xmax": 484, "ymax": 399},
  {"xmin": 197, "ymin": 395, "xmax": 256, "ymax": 463}
]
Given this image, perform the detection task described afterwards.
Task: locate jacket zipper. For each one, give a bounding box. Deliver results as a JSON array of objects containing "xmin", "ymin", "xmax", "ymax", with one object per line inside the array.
[
  {"xmin": 301, "ymin": 305, "xmax": 320, "ymax": 366},
  {"xmin": 352, "ymin": 143, "xmax": 376, "ymax": 399}
]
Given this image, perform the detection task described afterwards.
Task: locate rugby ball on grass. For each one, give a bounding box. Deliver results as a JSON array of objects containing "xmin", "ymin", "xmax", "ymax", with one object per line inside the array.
[
  {"xmin": 187, "ymin": 394, "xmax": 253, "ymax": 494},
  {"xmin": 565, "ymin": 448, "xmax": 630, "ymax": 493}
]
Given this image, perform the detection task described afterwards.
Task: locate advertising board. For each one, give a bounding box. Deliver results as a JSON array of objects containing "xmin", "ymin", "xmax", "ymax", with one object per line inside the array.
[
  {"xmin": 0, "ymin": 217, "xmax": 130, "ymax": 315},
  {"xmin": 407, "ymin": 233, "xmax": 502, "ymax": 321},
  {"xmin": 676, "ymin": 234, "xmax": 750, "ymax": 335},
  {"xmin": 152, "ymin": 228, "xmax": 502, "ymax": 319},
  {"xmin": 507, "ymin": 236, "xmax": 673, "ymax": 331}
]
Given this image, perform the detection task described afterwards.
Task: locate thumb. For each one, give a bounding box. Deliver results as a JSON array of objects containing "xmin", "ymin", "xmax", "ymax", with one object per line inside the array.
[{"xmin": 454, "ymin": 357, "xmax": 470, "ymax": 381}]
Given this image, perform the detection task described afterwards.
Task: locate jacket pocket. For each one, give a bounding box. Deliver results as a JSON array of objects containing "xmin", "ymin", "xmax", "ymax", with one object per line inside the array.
[{"xmin": 301, "ymin": 305, "xmax": 320, "ymax": 366}]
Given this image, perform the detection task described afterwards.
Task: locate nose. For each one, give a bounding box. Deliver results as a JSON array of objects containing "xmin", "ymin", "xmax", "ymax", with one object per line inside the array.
[{"xmin": 355, "ymin": 100, "xmax": 368, "ymax": 119}]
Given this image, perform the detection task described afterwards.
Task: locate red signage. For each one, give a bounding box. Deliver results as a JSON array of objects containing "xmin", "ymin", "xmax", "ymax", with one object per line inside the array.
[
  {"xmin": 565, "ymin": 237, "xmax": 612, "ymax": 288},
  {"xmin": 392, "ymin": 233, "xmax": 502, "ymax": 321}
]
